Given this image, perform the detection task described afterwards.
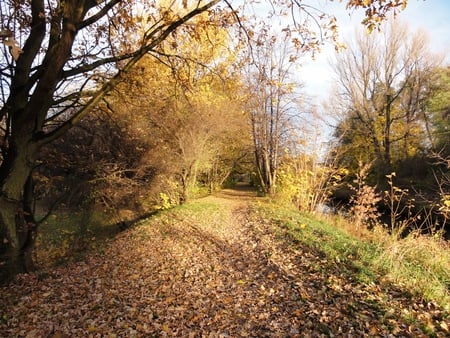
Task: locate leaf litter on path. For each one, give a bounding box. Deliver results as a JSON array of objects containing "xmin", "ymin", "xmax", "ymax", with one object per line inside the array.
[{"xmin": 1, "ymin": 189, "xmax": 449, "ymax": 337}]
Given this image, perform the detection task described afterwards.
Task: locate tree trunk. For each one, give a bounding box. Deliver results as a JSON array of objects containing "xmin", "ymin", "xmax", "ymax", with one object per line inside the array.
[
  {"xmin": 0, "ymin": 199, "xmax": 36, "ymax": 283},
  {"xmin": 0, "ymin": 138, "xmax": 37, "ymax": 283},
  {"xmin": 180, "ymin": 169, "xmax": 189, "ymax": 204}
]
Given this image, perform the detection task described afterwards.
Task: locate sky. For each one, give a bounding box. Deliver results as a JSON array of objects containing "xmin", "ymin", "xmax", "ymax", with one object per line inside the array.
[{"xmin": 300, "ymin": 0, "xmax": 450, "ymax": 103}]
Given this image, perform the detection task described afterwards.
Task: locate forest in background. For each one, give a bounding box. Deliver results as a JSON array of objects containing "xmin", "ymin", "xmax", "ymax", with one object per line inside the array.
[{"xmin": 0, "ymin": 0, "xmax": 449, "ymax": 281}]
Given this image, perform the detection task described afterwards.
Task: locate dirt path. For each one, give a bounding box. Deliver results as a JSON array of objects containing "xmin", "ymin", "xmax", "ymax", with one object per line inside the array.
[{"xmin": 1, "ymin": 187, "xmax": 449, "ymax": 337}]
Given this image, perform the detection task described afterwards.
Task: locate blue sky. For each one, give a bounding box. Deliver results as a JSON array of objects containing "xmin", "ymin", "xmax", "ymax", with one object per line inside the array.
[{"xmin": 301, "ymin": 0, "xmax": 450, "ymax": 102}]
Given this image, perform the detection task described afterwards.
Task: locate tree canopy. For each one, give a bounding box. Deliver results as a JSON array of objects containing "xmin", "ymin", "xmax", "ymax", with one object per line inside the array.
[{"xmin": 330, "ymin": 19, "xmax": 441, "ymax": 179}]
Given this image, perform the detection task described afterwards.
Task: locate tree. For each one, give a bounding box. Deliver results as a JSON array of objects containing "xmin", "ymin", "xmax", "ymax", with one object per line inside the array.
[
  {"xmin": 275, "ymin": 105, "xmax": 346, "ymax": 213},
  {"xmin": 0, "ymin": 0, "xmax": 224, "ymax": 279},
  {"xmin": 245, "ymin": 30, "xmax": 303, "ymax": 195},
  {"xmin": 0, "ymin": 0, "xmax": 410, "ymax": 279},
  {"xmin": 426, "ymin": 67, "xmax": 450, "ymax": 214},
  {"xmin": 103, "ymin": 17, "xmax": 250, "ymax": 203},
  {"xmin": 330, "ymin": 20, "xmax": 441, "ymax": 180},
  {"xmin": 427, "ymin": 67, "xmax": 450, "ymax": 157}
]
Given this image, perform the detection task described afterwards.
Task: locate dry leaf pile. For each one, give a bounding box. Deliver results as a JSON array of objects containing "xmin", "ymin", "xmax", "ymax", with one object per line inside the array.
[{"xmin": 1, "ymin": 190, "xmax": 449, "ymax": 337}]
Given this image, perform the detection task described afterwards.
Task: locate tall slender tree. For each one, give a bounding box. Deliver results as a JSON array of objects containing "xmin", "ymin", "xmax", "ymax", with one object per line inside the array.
[{"xmin": 245, "ymin": 30, "xmax": 303, "ymax": 194}]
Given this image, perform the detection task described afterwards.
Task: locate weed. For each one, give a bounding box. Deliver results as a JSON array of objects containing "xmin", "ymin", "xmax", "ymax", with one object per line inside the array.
[{"xmin": 348, "ymin": 161, "xmax": 382, "ymax": 229}]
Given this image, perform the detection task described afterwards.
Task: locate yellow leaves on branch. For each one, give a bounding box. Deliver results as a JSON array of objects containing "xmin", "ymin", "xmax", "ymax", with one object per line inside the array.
[
  {"xmin": 338, "ymin": 0, "xmax": 409, "ymax": 32},
  {"xmin": 439, "ymin": 195, "xmax": 450, "ymax": 215},
  {"xmin": 343, "ymin": 0, "xmax": 408, "ymax": 10}
]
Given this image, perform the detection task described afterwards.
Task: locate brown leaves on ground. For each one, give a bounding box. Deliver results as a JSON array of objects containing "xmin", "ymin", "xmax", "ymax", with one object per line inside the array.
[{"xmin": 1, "ymin": 189, "xmax": 449, "ymax": 337}]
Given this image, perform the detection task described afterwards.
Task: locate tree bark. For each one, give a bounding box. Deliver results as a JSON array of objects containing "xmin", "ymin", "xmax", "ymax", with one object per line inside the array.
[{"xmin": 0, "ymin": 138, "xmax": 37, "ymax": 282}]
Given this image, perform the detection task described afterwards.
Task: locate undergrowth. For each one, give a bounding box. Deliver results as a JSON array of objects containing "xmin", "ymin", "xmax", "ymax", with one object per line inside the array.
[
  {"xmin": 35, "ymin": 210, "xmax": 120, "ymax": 268},
  {"xmin": 374, "ymin": 231, "xmax": 450, "ymax": 308}
]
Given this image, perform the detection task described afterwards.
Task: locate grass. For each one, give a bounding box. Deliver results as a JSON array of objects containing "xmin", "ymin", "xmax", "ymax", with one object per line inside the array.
[
  {"xmin": 374, "ymin": 232, "xmax": 450, "ymax": 308},
  {"xmin": 34, "ymin": 198, "xmax": 230, "ymax": 268},
  {"xmin": 255, "ymin": 201, "xmax": 378, "ymax": 281},
  {"xmin": 254, "ymin": 200, "xmax": 450, "ymax": 311},
  {"xmin": 176, "ymin": 199, "xmax": 223, "ymax": 214},
  {"xmin": 35, "ymin": 209, "xmax": 119, "ymax": 268}
]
